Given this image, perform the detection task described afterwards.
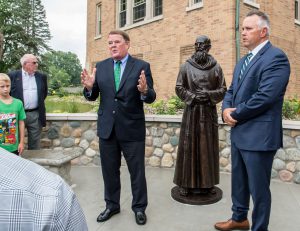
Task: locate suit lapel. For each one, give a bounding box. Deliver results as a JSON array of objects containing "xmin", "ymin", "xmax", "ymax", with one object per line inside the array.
[
  {"xmin": 233, "ymin": 42, "xmax": 272, "ymax": 97},
  {"xmin": 35, "ymin": 72, "xmax": 41, "ymax": 102},
  {"xmin": 16, "ymin": 71, "xmax": 24, "ymax": 102},
  {"xmin": 105, "ymin": 58, "xmax": 115, "ymax": 92},
  {"xmin": 118, "ymin": 55, "xmax": 135, "ymax": 92}
]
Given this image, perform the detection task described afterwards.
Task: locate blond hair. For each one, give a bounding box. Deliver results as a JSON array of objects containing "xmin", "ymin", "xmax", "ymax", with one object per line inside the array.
[{"xmin": 0, "ymin": 73, "xmax": 11, "ymax": 83}]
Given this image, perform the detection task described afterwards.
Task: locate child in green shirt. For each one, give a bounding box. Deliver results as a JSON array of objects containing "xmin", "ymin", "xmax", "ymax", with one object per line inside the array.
[{"xmin": 0, "ymin": 73, "xmax": 26, "ymax": 155}]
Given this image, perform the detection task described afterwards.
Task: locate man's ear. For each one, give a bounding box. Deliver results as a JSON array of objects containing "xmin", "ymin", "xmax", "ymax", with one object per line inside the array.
[{"xmin": 260, "ymin": 27, "xmax": 268, "ymax": 38}]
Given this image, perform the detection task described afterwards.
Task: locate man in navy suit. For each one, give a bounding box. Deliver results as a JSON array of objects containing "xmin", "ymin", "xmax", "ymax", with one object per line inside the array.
[
  {"xmin": 81, "ymin": 30, "xmax": 156, "ymax": 225},
  {"xmin": 215, "ymin": 10, "xmax": 290, "ymax": 231},
  {"xmin": 8, "ymin": 54, "xmax": 48, "ymax": 150}
]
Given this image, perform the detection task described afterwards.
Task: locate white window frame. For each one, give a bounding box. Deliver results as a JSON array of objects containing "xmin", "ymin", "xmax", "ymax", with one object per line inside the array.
[
  {"xmin": 116, "ymin": 0, "xmax": 163, "ymax": 30},
  {"xmin": 95, "ymin": 3, "xmax": 102, "ymax": 39},
  {"xmin": 186, "ymin": 0, "xmax": 203, "ymax": 12},
  {"xmin": 296, "ymin": 0, "xmax": 300, "ymax": 25},
  {"xmin": 243, "ymin": 0, "xmax": 260, "ymax": 9}
]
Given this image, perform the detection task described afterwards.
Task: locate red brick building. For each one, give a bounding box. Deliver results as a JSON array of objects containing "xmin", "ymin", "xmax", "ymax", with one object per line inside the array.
[{"xmin": 86, "ymin": 0, "xmax": 300, "ymax": 99}]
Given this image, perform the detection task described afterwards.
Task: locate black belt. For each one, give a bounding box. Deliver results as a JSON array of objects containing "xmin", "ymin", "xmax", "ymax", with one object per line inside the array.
[{"xmin": 25, "ymin": 108, "xmax": 38, "ymax": 112}]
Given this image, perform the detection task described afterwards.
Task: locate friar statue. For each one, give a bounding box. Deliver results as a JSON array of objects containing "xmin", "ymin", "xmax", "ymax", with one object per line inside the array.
[{"xmin": 173, "ymin": 35, "xmax": 227, "ymax": 197}]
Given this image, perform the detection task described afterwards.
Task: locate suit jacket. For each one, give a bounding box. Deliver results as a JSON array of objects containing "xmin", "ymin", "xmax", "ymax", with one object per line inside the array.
[
  {"xmin": 8, "ymin": 70, "xmax": 48, "ymax": 127},
  {"xmin": 84, "ymin": 55, "xmax": 156, "ymax": 141},
  {"xmin": 222, "ymin": 42, "xmax": 290, "ymax": 151}
]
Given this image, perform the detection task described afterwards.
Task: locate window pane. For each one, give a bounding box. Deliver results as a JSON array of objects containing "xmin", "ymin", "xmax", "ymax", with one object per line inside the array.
[
  {"xmin": 194, "ymin": 0, "xmax": 202, "ymax": 3},
  {"xmin": 119, "ymin": 0, "xmax": 127, "ymax": 27},
  {"xmin": 296, "ymin": 1, "xmax": 299, "ymax": 19},
  {"xmin": 133, "ymin": 1, "xmax": 146, "ymax": 23},
  {"xmin": 134, "ymin": 0, "xmax": 145, "ymax": 6},
  {"xmin": 96, "ymin": 4, "xmax": 101, "ymax": 35},
  {"xmin": 120, "ymin": 12, "xmax": 126, "ymax": 27},
  {"xmin": 154, "ymin": 0, "xmax": 162, "ymax": 16},
  {"xmin": 120, "ymin": 0, "xmax": 126, "ymax": 10}
]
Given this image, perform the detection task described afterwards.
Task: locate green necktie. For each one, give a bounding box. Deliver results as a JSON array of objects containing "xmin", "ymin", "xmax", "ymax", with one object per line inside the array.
[{"xmin": 114, "ymin": 60, "xmax": 121, "ymax": 91}]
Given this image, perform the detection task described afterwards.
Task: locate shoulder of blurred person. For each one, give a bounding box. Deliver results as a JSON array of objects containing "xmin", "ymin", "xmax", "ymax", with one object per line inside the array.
[{"xmin": 0, "ymin": 148, "xmax": 88, "ymax": 230}]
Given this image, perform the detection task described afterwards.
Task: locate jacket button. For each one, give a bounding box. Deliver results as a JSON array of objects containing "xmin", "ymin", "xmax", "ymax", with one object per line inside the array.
[
  {"xmin": 115, "ymin": 99, "xmax": 118, "ymax": 102},
  {"xmin": 112, "ymin": 111, "xmax": 115, "ymax": 114}
]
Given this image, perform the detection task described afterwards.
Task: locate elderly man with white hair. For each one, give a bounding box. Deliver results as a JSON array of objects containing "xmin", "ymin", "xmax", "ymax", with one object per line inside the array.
[{"xmin": 8, "ymin": 54, "xmax": 48, "ymax": 150}]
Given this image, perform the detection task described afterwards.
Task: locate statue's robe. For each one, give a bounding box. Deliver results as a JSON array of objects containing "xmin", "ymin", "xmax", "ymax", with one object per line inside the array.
[{"xmin": 173, "ymin": 55, "xmax": 227, "ymax": 189}]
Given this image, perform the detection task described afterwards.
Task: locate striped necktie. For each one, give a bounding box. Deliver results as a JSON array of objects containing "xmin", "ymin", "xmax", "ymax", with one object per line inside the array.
[
  {"xmin": 114, "ymin": 60, "xmax": 121, "ymax": 91},
  {"xmin": 238, "ymin": 53, "xmax": 253, "ymax": 81}
]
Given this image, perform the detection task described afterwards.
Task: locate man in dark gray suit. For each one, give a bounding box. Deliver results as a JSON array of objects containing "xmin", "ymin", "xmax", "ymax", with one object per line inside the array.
[
  {"xmin": 215, "ymin": 10, "xmax": 290, "ymax": 231},
  {"xmin": 81, "ymin": 30, "xmax": 156, "ymax": 225},
  {"xmin": 8, "ymin": 54, "xmax": 48, "ymax": 150}
]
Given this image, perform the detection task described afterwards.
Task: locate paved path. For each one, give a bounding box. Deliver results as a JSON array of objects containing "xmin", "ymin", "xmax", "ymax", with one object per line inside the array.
[{"xmin": 71, "ymin": 166, "xmax": 300, "ymax": 231}]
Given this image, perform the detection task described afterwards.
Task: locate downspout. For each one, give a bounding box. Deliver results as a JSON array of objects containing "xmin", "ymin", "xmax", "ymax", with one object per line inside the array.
[{"xmin": 235, "ymin": 0, "xmax": 240, "ymax": 63}]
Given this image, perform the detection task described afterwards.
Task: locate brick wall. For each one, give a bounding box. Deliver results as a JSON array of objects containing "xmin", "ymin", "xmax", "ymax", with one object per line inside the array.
[{"xmin": 86, "ymin": 0, "xmax": 300, "ymax": 99}]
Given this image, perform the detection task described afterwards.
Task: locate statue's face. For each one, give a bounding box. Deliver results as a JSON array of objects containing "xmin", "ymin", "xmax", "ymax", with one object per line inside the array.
[{"xmin": 195, "ymin": 36, "xmax": 211, "ymax": 52}]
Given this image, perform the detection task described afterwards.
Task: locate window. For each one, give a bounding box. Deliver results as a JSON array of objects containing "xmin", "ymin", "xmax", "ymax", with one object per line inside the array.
[
  {"xmin": 119, "ymin": 0, "xmax": 127, "ymax": 27},
  {"xmin": 133, "ymin": 0, "xmax": 146, "ymax": 23},
  {"xmin": 296, "ymin": 0, "xmax": 299, "ymax": 20},
  {"xmin": 96, "ymin": 4, "xmax": 102, "ymax": 37},
  {"xmin": 117, "ymin": 0, "xmax": 163, "ymax": 29},
  {"xmin": 153, "ymin": 0, "xmax": 162, "ymax": 17},
  {"xmin": 186, "ymin": 0, "xmax": 203, "ymax": 12}
]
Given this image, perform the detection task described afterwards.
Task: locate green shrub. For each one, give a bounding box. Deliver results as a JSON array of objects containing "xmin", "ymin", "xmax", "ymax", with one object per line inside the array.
[
  {"xmin": 147, "ymin": 95, "xmax": 184, "ymax": 115},
  {"xmin": 282, "ymin": 98, "xmax": 300, "ymax": 119}
]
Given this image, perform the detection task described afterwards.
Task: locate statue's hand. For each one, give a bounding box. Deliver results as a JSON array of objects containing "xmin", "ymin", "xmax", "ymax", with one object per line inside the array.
[{"xmin": 194, "ymin": 91, "xmax": 209, "ymax": 104}]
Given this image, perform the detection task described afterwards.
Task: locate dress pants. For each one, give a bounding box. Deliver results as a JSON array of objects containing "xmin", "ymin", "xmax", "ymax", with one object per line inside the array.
[
  {"xmin": 99, "ymin": 129, "xmax": 147, "ymax": 212},
  {"xmin": 231, "ymin": 142, "xmax": 276, "ymax": 231},
  {"xmin": 25, "ymin": 110, "xmax": 41, "ymax": 150}
]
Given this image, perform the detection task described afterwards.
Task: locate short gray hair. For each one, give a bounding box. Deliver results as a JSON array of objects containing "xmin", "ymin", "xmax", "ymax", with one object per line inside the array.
[{"xmin": 246, "ymin": 10, "xmax": 271, "ymax": 36}]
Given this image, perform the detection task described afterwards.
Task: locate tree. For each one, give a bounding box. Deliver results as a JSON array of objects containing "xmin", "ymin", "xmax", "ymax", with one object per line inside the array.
[
  {"xmin": 41, "ymin": 51, "xmax": 82, "ymax": 86},
  {"xmin": 47, "ymin": 66, "xmax": 71, "ymax": 92},
  {"xmin": 0, "ymin": 0, "xmax": 51, "ymax": 72}
]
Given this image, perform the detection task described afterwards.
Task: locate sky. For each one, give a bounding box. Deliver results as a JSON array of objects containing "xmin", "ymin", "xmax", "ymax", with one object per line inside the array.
[{"xmin": 41, "ymin": 0, "xmax": 87, "ymax": 66}]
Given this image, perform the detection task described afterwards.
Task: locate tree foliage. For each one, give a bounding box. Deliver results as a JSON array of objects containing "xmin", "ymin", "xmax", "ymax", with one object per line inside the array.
[
  {"xmin": 41, "ymin": 51, "xmax": 82, "ymax": 91},
  {"xmin": 0, "ymin": 0, "xmax": 51, "ymax": 72}
]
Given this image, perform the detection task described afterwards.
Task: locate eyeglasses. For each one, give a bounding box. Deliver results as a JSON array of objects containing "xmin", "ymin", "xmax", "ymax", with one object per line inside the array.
[{"xmin": 26, "ymin": 61, "xmax": 38, "ymax": 65}]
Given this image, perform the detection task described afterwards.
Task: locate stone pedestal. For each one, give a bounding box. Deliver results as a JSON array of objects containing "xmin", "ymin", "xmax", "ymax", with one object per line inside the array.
[{"xmin": 171, "ymin": 186, "xmax": 222, "ymax": 205}]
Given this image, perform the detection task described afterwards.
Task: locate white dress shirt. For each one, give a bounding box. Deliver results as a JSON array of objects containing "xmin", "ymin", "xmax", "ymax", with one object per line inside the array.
[{"xmin": 22, "ymin": 69, "xmax": 38, "ymax": 110}]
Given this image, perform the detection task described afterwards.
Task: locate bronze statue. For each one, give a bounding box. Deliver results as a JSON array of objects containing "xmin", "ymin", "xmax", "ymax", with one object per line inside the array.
[{"xmin": 172, "ymin": 35, "xmax": 227, "ymax": 204}]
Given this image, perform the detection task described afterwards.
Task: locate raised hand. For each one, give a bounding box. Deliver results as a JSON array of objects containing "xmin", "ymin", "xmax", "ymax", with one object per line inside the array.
[
  {"xmin": 81, "ymin": 68, "xmax": 96, "ymax": 91},
  {"xmin": 137, "ymin": 70, "xmax": 148, "ymax": 95}
]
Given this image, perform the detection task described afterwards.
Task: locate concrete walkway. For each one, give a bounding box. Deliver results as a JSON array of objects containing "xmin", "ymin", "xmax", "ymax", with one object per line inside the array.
[{"xmin": 71, "ymin": 166, "xmax": 300, "ymax": 231}]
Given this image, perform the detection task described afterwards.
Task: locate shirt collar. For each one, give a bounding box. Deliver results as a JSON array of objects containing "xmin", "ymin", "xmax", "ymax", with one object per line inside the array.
[
  {"xmin": 22, "ymin": 69, "xmax": 35, "ymax": 77},
  {"xmin": 114, "ymin": 54, "xmax": 129, "ymax": 65},
  {"xmin": 249, "ymin": 40, "xmax": 269, "ymax": 58}
]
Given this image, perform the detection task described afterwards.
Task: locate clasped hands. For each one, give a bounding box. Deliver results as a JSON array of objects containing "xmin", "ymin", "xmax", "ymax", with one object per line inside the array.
[
  {"xmin": 223, "ymin": 108, "xmax": 237, "ymax": 127},
  {"xmin": 194, "ymin": 91, "xmax": 209, "ymax": 104},
  {"xmin": 81, "ymin": 68, "xmax": 148, "ymax": 94}
]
